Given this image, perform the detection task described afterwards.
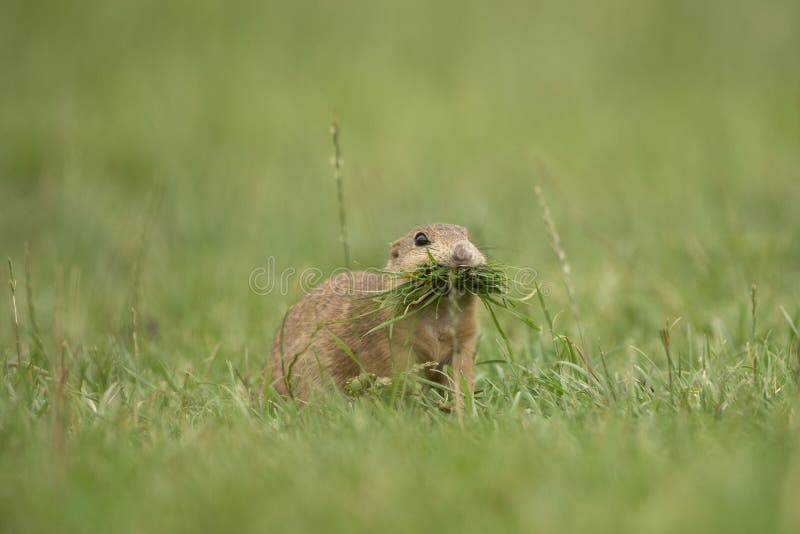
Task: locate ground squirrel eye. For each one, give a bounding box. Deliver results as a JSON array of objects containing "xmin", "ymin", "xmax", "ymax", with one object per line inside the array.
[{"xmin": 414, "ymin": 233, "xmax": 430, "ymax": 246}]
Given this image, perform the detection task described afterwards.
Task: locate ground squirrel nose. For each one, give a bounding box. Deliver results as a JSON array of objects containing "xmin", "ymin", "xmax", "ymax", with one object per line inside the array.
[{"xmin": 452, "ymin": 241, "xmax": 474, "ymax": 265}]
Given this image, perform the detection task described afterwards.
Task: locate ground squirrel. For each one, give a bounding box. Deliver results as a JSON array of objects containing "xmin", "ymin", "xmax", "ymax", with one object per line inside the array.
[{"xmin": 270, "ymin": 223, "xmax": 486, "ymax": 403}]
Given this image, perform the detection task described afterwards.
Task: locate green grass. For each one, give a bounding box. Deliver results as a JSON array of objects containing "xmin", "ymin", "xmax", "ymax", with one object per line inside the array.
[{"xmin": 2, "ymin": 0, "xmax": 800, "ymax": 532}]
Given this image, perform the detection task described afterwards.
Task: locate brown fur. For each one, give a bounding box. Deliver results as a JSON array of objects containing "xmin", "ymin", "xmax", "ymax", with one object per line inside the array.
[{"xmin": 269, "ymin": 223, "xmax": 486, "ymax": 404}]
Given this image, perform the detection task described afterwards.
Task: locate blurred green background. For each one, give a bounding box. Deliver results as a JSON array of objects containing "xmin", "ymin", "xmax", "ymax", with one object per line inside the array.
[
  {"xmin": 2, "ymin": 1, "xmax": 800, "ymax": 532},
  {"xmin": 3, "ymin": 0, "xmax": 798, "ymax": 354}
]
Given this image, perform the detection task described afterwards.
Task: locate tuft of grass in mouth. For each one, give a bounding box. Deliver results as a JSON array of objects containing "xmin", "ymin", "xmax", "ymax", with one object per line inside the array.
[
  {"xmin": 378, "ymin": 261, "xmax": 507, "ymax": 307},
  {"xmin": 364, "ymin": 256, "xmax": 540, "ymax": 342}
]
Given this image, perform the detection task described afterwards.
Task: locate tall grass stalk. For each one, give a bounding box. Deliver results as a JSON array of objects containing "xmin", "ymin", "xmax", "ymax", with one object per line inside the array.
[
  {"xmin": 7, "ymin": 257, "xmax": 22, "ymax": 367},
  {"xmin": 50, "ymin": 340, "xmax": 69, "ymax": 455},
  {"xmin": 330, "ymin": 115, "xmax": 351, "ymax": 269},
  {"xmin": 751, "ymin": 283, "xmax": 758, "ymax": 339},
  {"xmin": 131, "ymin": 306, "xmax": 140, "ymax": 359},
  {"xmin": 25, "ymin": 244, "xmax": 47, "ymax": 366},
  {"xmin": 534, "ymin": 185, "xmax": 585, "ymax": 349},
  {"xmin": 659, "ymin": 318, "xmax": 681, "ymax": 407}
]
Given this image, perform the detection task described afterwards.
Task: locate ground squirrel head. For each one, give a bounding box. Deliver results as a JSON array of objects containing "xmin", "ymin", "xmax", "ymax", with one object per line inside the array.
[{"xmin": 385, "ymin": 223, "xmax": 486, "ymax": 271}]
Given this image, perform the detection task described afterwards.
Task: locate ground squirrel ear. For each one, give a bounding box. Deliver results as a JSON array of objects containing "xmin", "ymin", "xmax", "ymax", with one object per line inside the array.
[{"xmin": 389, "ymin": 239, "xmax": 401, "ymax": 258}]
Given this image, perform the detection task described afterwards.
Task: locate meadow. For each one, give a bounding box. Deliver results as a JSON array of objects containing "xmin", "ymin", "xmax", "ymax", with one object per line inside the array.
[{"xmin": 2, "ymin": 0, "xmax": 800, "ymax": 532}]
